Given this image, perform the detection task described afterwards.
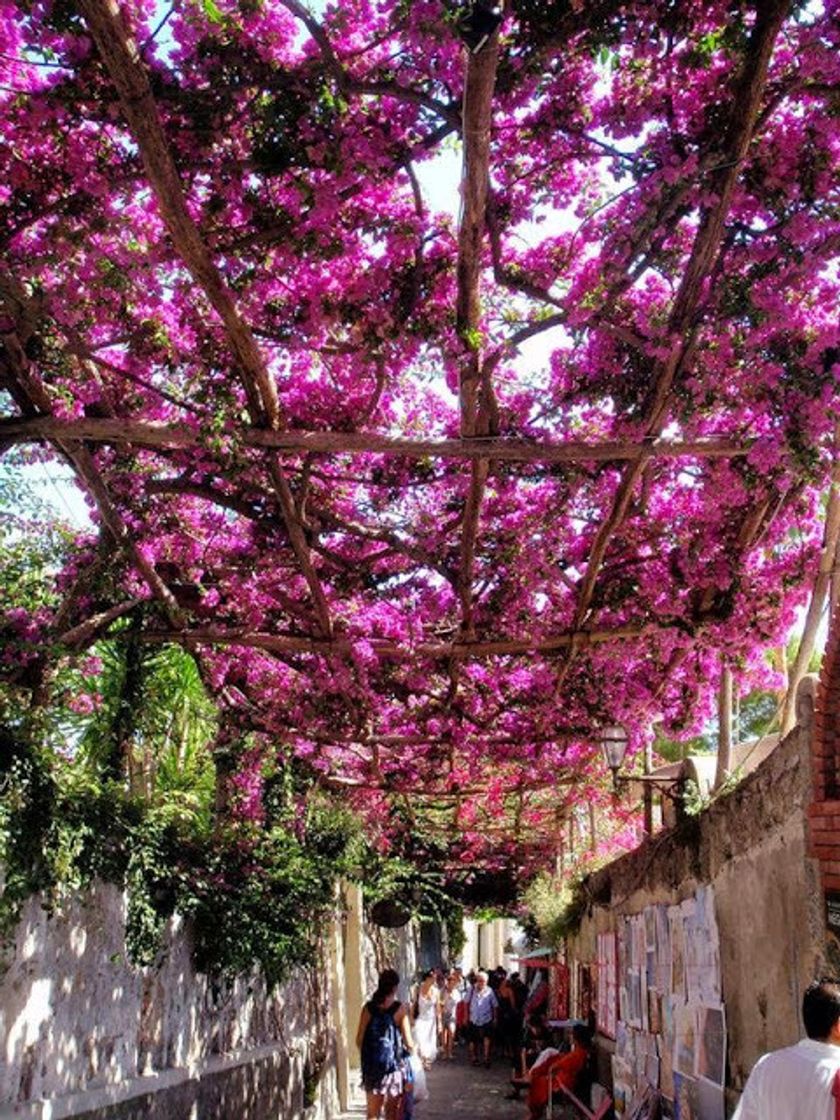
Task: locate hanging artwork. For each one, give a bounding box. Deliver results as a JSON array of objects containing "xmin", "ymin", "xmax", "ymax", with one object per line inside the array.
[
  {"xmin": 551, "ymin": 962, "xmax": 570, "ymax": 1020},
  {"xmin": 602, "ymin": 886, "xmax": 726, "ymax": 1109},
  {"xmin": 696, "ymin": 1005, "xmax": 726, "ymax": 1087},
  {"xmin": 597, "ymin": 931, "xmax": 619, "ymax": 1038}
]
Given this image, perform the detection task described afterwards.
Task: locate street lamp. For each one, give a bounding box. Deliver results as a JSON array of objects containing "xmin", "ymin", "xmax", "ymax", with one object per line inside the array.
[
  {"xmin": 599, "ymin": 724, "xmax": 629, "ymax": 791},
  {"xmin": 598, "ymin": 723, "xmax": 686, "ymax": 832}
]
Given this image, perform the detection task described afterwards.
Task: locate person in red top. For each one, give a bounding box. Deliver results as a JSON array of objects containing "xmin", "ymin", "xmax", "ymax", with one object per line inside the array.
[{"xmin": 525, "ymin": 1023, "xmax": 593, "ymax": 1120}]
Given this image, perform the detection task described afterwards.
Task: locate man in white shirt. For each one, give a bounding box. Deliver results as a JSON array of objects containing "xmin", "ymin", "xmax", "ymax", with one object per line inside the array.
[
  {"xmin": 467, "ymin": 970, "xmax": 499, "ymax": 1068},
  {"xmin": 733, "ymin": 979, "xmax": 840, "ymax": 1120}
]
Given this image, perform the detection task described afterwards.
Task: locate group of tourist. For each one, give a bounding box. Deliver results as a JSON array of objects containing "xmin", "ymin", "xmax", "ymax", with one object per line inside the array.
[
  {"xmin": 355, "ymin": 963, "xmax": 569, "ymax": 1119},
  {"xmin": 357, "ymin": 967, "xmax": 840, "ymax": 1119},
  {"xmin": 409, "ymin": 966, "xmax": 468, "ymax": 1066},
  {"xmin": 409, "ymin": 963, "xmax": 540, "ymax": 1069}
]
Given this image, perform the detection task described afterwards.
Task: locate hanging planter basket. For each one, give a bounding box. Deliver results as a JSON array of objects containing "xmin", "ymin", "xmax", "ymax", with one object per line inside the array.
[{"xmin": 369, "ymin": 899, "xmax": 412, "ymax": 928}]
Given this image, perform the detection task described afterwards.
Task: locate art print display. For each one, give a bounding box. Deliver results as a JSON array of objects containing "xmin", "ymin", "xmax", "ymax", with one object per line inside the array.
[
  {"xmin": 645, "ymin": 907, "xmax": 657, "ymax": 952},
  {"xmin": 696, "ymin": 1005, "xmax": 726, "ymax": 1087},
  {"xmin": 580, "ymin": 964, "xmax": 594, "ymax": 1022},
  {"xmin": 659, "ymin": 995, "xmax": 676, "ymax": 1100},
  {"xmin": 628, "ymin": 969, "xmax": 643, "ymax": 1029},
  {"xmin": 600, "ymin": 887, "xmax": 726, "ymax": 1111},
  {"xmin": 648, "ymin": 988, "xmax": 662, "ymax": 1035},
  {"xmin": 655, "ymin": 906, "xmax": 671, "ymax": 991},
  {"xmin": 551, "ymin": 962, "xmax": 570, "ymax": 1020},
  {"xmin": 673, "ymin": 1000, "xmax": 696, "ymax": 1077},
  {"xmin": 668, "ymin": 905, "xmax": 686, "ymax": 1000},
  {"xmin": 612, "ymin": 1054, "xmax": 634, "ymax": 1114},
  {"xmin": 673, "ymin": 1072, "xmax": 695, "ymax": 1120},
  {"xmin": 627, "ymin": 1083, "xmax": 661, "ymax": 1120},
  {"xmin": 597, "ymin": 931, "xmax": 619, "ymax": 1038},
  {"xmin": 673, "ymin": 1071, "xmax": 725, "ymax": 1120}
]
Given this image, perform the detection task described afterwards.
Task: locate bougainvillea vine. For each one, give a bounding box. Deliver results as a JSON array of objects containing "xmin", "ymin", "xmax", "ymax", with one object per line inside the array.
[{"xmin": 1, "ymin": 0, "xmax": 839, "ymax": 875}]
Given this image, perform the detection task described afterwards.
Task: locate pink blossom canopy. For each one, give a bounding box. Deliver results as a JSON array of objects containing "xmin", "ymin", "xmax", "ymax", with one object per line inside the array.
[{"xmin": 1, "ymin": 0, "xmax": 839, "ymax": 866}]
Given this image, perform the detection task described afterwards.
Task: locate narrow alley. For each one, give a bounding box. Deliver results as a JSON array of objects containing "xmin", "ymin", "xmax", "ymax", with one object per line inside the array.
[{"xmin": 338, "ymin": 1050, "xmax": 520, "ymax": 1120}]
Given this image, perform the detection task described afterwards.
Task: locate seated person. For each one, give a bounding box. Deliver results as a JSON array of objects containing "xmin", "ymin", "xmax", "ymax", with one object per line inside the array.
[
  {"xmin": 524, "ymin": 1024, "xmax": 594, "ymax": 1120},
  {"xmin": 507, "ymin": 1010, "xmax": 551, "ymax": 1099}
]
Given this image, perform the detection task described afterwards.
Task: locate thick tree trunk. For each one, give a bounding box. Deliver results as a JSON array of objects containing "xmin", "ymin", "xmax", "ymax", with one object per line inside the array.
[
  {"xmin": 714, "ymin": 664, "xmax": 733, "ymax": 792},
  {"xmin": 781, "ymin": 435, "xmax": 840, "ymax": 734}
]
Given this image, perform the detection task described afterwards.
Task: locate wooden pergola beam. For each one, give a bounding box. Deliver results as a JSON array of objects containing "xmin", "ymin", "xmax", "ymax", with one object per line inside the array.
[
  {"xmin": 321, "ymin": 774, "xmax": 579, "ymax": 795},
  {"xmin": 0, "ymin": 415, "xmax": 753, "ymax": 466},
  {"xmin": 140, "ymin": 621, "xmax": 661, "ymax": 661},
  {"xmin": 452, "ymin": 29, "xmax": 502, "ymax": 642},
  {"xmin": 317, "ymin": 729, "xmax": 592, "ymax": 748}
]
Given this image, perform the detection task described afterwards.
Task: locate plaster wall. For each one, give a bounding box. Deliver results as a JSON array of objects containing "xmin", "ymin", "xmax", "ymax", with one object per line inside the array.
[
  {"xmin": 0, "ymin": 879, "xmax": 342, "ymax": 1120},
  {"xmin": 566, "ymin": 686, "xmax": 824, "ymax": 1113},
  {"xmin": 360, "ymin": 921, "xmax": 418, "ymax": 1004}
]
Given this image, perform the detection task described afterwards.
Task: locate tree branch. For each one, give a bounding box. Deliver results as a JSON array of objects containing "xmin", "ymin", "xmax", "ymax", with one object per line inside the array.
[
  {"xmin": 565, "ymin": 0, "xmax": 792, "ymax": 641},
  {"xmin": 79, "ymin": 0, "xmax": 333, "ymax": 637}
]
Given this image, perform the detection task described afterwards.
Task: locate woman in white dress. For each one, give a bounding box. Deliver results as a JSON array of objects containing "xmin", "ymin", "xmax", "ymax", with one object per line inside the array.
[
  {"xmin": 441, "ymin": 971, "xmax": 462, "ymax": 1061},
  {"xmin": 412, "ymin": 970, "xmax": 441, "ymax": 1070}
]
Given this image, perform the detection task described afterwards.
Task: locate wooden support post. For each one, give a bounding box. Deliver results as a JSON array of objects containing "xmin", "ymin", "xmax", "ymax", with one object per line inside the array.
[{"xmin": 715, "ymin": 663, "xmax": 733, "ymax": 792}]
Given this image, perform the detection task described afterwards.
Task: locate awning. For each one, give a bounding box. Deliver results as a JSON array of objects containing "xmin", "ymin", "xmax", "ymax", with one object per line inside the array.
[{"xmin": 513, "ymin": 947, "xmax": 563, "ymax": 968}]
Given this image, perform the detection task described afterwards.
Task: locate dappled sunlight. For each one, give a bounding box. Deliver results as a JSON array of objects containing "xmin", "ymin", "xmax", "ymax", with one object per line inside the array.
[{"xmin": 0, "ymin": 879, "xmax": 336, "ymax": 1114}]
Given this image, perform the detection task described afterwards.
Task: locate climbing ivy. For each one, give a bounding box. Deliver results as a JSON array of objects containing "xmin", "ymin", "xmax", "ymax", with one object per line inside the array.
[{"xmin": 0, "ymin": 739, "xmax": 365, "ymax": 984}]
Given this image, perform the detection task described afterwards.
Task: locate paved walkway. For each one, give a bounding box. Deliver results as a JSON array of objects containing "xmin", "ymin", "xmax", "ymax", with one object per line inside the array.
[
  {"xmin": 337, "ymin": 1049, "xmax": 523, "ymax": 1119},
  {"xmin": 417, "ymin": 1049, "xmax": 521, "ymax": 1119}
]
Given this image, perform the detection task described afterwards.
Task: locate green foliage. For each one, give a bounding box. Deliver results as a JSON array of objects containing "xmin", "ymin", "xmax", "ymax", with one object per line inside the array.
[
  {"xmin": 0, "ymin": 752, "xmax": 365, "ymax": 984},
  {"xmin": 360, "ymin": 843, "xmax": 466, "ymax": 949},
  {"xmin": 445, "ymin": 908, "xmax": 467, "ymax": 961},
  {"xmin": 0, "ymin": 595, "xmax": 473, "ymax": 987},
  {"xmin": 201, "ymin": 0, "xmax": 227, "ymax": 25},
  {"xmin": 0, "ymin": 629, "xmax": 372, "ymax": 983},
  {"xmin": 0, "ymin": 464, "xmax": 79, "ymax": 708},
  {"xmin": 654, "ymin": 681, "xmax": 786, "ymax": 764},
  {"xmin": 60, "ymin": 639, "xmax": 218, "ymax": 822},
  {"xmin": 521, "ymin": 871, "xmax": 589, "ymax": 946},
  {"xmin": 681, "ymin": 768, "xmax": 744, "ymax": 818}
]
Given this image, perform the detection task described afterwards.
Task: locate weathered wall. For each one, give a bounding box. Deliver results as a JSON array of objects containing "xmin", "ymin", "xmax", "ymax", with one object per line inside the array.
[
  {"xmin": 567, "ymin": 679, "xmax": 825, "ymax": 1115},
  {"xmin": 0, "ymin": 880, "xmax": 342, "ymax": 1120},
  {"xmin": 361, "ymin": 921, "xmax": 418, "ymax": 1004}
]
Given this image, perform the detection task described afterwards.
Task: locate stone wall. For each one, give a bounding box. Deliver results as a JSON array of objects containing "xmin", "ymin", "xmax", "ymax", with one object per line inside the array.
[
  {"xmin": 566, "ymin": 679, "xmax": 825, "ymax": 1115},
  {"xmin": 0, "ymin": 880, "xmax": 341, "ymax": 1120},
  {"xmin": 361, "ymin": 921, "xmax": 418, "ymax": 1004}
]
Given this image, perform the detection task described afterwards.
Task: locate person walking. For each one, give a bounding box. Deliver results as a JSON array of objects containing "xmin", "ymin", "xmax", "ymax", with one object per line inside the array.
[
  {"xmin": 356, "ymin": 969, "xmax": 415, "ymax": 1120},
  {"xmin": 412, "ymin": 969, "xmax": 441, "ymax": 1070},
  {"xmin": 497, "ymin": 970, "xmax": 522, "ymax": 1060},
  {"xmin": 441, "ymin": 971, "xmax": 463, "ymax": 1061},
  {"xmin": 467, "ymin": 970, "xmax": 499, "ymax": 1068},
  {"xmin": 733, "ymin": 978, "xmax": 840, "ymax": 1119}
]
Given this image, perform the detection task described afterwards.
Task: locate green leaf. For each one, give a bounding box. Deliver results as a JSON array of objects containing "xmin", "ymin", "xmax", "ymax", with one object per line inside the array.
[{"xmin": 202, "ymin": 0, "xmax": 226, "ymax": 25}]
